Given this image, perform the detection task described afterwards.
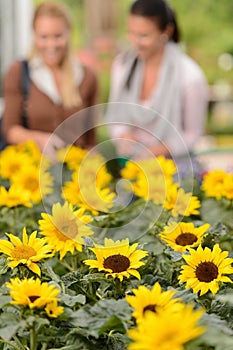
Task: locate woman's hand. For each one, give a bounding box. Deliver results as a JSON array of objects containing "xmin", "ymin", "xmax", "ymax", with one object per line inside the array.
[
  {"xmin": 34, "ymin": 132, "xmax": 66, "ymax": 162},
  {"xmin": 115, "ymin": 131, "xmax": 138, "ymax": 157}
]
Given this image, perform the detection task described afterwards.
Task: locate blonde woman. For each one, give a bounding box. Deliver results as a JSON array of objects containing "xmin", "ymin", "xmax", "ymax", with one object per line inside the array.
[{"xmin": 2, "ymin": 1, "xmax": 98, "ymax": 157}]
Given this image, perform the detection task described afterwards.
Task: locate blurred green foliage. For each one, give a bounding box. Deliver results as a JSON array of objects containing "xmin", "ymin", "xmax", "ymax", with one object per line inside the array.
[{"xmin": 169, "ymin": 0, "xmax": 233, "ymax": 84}]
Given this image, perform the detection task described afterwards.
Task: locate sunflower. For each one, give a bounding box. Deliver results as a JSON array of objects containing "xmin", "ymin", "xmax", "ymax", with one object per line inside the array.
[
  {"xmin": 138, "ymin": 157, "xmax": 176, "ymax": 180},
  {"xmin": 56, "ymin": 144, "xmax": 88, "ymax": 170},
  {"xmin": 84, "ymin": 238, "xmax": 148, "ymax": 281},
  {"xmin": 78, "ymin": 159, "xmax": 112, "ymax": 189},
  {"xmin": 179, "ymin": 244, "xmax": 233, "ymax": 296},
  {"xmin": 120, "ymin": 157, "xmax": 176, "ymax": 182},
  {"xmin": 202, "ymin": 170, "xmax": 233, "ymax": 201},
  {"xmin": 0, "ymin": 184, "xmax": 32, "ymax": 208},
  {"xmin": 125, "ymin": 282, "xmax": 181, "ymax": 323},
  {"xmin": 201, "ymin": 169, "xmax": 228, "ymax": 199},
  {"xmin": 38, "ymin": 201, "xmax": 94, "ymax": 260},
  {"xmin": 63, "ymin": 176, "xmax": 115, "ymax": 215},
  {"xmin": 120, "ymin": 160, "xmax": 142, "ymax": 181},
  {"xmin": 160, "ymin": 222, "xmax": 210, "ymax": 252},
  {"xmin": 62, "ymin": 173, "xmax": 82, "ymax": 205},
  {"xmin": 156, "ymin": 155, "xmax": 177, "ymax": 177},
  {"xmin": 127, "ymin": 304, "xmax": 205, "ymax": 350},
  {"xmin": 164, "ymin": 186, "xmax": 201, "ymax": 217},
  {"xmin": 16, "ymin": 140, "xmax": 48, "ymax": 167},
  {"xmin": 11, "ymin": 165, "xmax": 53, "ymax": 204},
  {"xmin": 0, "ymin": 146, "xmax": 33, "ymax": 180},
  {"xmin": 0, "ymin": 227, "xmax": 53, "ymax": 276},
  {"xmin": 133, "ymin": 174, "xmax": 172, "ymax": 205},
  {"xmin": 222, "ymin": 173, "xmax": 233, "ymax": 200},
  {"xmin": 45, "ymin": 301, "xmax": 64, "ymax": 318},
  {"xmin": 6, "ymin": 277, "xmax": 63, "ymax": 317},
  {"xmin": 78, "ymin": 186, "xmax": 116, "ymax": 215}
]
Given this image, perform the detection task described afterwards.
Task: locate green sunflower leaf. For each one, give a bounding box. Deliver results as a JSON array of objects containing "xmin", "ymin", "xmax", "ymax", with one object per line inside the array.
[
  {"xmin": 70, "ymin": 299, "xmax": 132, "ymax": 338},
  {"xmin": 61, "ymin": 293, "xmax": 86, "ymax": 307}
]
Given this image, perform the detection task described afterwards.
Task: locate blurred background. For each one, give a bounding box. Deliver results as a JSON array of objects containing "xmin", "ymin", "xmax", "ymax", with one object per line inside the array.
[{"xmin": 0, "ymin": 0, "xmax": 232, "ymax": 165}]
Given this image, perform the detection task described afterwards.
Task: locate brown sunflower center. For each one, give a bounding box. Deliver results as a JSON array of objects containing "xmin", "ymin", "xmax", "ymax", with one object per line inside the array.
[
  {"xmin": 175, "ymin": 233, "xmax": 198, "ymax": 246},
  {"xmin": 195, "ymin": 261, "xmax": 218, "ymax": 282},
  {"xmin": 9, "ymin": 164, "xmax": 21, "ymax": 173},
  {"xmin": 29, "ymin": 295, "xmax": 40, "ymax": 303},
  {"xmin": 103, "ymin": 254, "xmax": 130, "ymax": 273},
  {"xmin": 55, "ymin": 230, "xmax": 69, "ymax": 242},
  {"xmin": 11, "ymin": 245, "xmax": 36, "ymax": 260},
  {"xmin": 55, "ymin": 219, "xmax": 78, "ymax": 241},
  {"xmin": 60, "ymin": 220, "xmax": 78, "ymax": 239},
  {"xmin": 48, "ymin": 308, "xmax": 54, "ymax": 315},
  {"xmin": 25, "ymin": 178, "xmax": 38, "ymax": 191},
  {"xmin": 143, "ymin": 304, "xmax": 156, "ymax": 314}
]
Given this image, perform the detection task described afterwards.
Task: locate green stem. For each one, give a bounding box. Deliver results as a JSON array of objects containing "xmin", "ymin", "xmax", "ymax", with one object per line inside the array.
[
  {"xmin": 58, "ymin": 260, "xmax": 73, "ymax": 272},
  {"xmin": 72, "ymin": 254, "xmax": 77, "ymax": 270},
  {"xmin": 12, "ymin": 206, "xmax": 22, "ymax": 231},
  {"xmin": 97, "ymin": 226, "xmax": 109, "ymax": 241},
  {"xmin": 30, "ymin": 322, "xmax": 37, "ymax": 350},
  {"xmin": 18, "ymin": 265, "xmax": 30, "ymax": 279},
  {"xmin": 60, "ymin": 280, "xmax": 66, "ymax": 294},
  {"xmin": 113, "ymin": 278, "xmax": 124, "ymax": 299},
  {"xmin": 0, "ymin": 339, "xmax": 23, "ymax": 350},
  {"xmin": 154, "ymin": 221, "xmax": 165, "ymax": 230},
  {"xmin": 7, "ymin": 207, "xmax": 16, "ymax": 232},
  {"xmin": 198, "ymin": 293, "xmax": 213, "ymax": 312},
  {"xmin": 78, "ymin": 283, "xmax": 98, "ymax": 302},
  {"xmin": 107, "ymin": 329, "xmax": 115, "ymax": 344},
  {"xmin": 13, "ymin": 336, "xmax": 27, "ymax": 350}
]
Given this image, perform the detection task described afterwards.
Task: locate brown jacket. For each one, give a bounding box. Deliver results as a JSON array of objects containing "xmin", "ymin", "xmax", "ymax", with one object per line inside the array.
[{"xmin": 2, "ymin": 60, "xmax": 98, "ymax": 148}]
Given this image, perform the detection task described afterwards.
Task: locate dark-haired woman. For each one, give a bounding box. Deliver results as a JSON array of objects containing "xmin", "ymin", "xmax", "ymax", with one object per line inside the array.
[{"xmin": 105, "ymin": 0, "xmax": 209, "ymax": 159}]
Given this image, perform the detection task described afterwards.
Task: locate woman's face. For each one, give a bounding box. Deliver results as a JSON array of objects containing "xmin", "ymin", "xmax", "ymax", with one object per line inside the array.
[
  {"xmin": 34, "ymin": 16, "xmax": 69, "ymax": 68},
  {"xmin": 127, "ymin": 15, "xmax": 166, "ymax": 60}
]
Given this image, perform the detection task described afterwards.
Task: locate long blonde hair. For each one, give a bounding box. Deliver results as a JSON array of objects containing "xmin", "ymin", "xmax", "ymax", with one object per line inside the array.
[{"xmin": 30, "ymin": 1, "xmax": 81, "ymax": 108}]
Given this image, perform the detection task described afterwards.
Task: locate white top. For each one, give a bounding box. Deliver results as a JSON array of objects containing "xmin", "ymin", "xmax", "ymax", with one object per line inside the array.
[
  {"xmin": 105, "ymin": 43, "xmax": 209, "ymax": 157},
  {"xmin": 29, "ymin": 55, "xmax": 84, "ymax": 104}
]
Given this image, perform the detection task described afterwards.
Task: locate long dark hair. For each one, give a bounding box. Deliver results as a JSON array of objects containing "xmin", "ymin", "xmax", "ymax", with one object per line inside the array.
[
  {"xmin": 130, "ymin": 0, "xmax": 180, "ymax": 43},
  {"xmin": 125, "ymin": 0, "xmax": 180, "ymax": 89}
]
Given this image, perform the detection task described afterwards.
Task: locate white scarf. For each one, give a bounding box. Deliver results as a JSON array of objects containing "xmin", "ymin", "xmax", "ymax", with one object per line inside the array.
[
  {"xmin": 29, "ymin": 56, "xmax": 84, "ymax": 105},
  {"xmin": 106, "ymin": 42, "xmax": 185, "ymax": 150}
]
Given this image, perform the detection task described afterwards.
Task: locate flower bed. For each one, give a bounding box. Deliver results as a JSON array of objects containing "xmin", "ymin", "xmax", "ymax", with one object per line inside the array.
[{"xmin": 0, "ymin": 141, "xmax": 233, "ymax": 350}]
